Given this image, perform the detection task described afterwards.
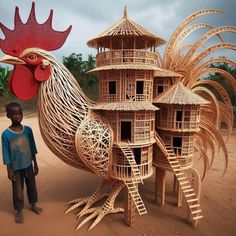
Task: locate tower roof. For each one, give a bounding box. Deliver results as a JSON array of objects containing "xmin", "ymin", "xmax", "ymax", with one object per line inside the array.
[
  {"xmin": 88, "ymin": 63, "xmax": 161, "ymax": 73},
  {"xmin": 91, "ymin": 102, "xmax": 159, "ymax": 111},
  {"xmin": 154, "ymin": 69, "xmax": 183, "ymax": 77},
  {"xmin": 87, "ymin": 7, "xmax": 166, "ymax": 48},
  {"xmin": 153, "ymin": 82, "xmax": 209, "ymax": 105}
]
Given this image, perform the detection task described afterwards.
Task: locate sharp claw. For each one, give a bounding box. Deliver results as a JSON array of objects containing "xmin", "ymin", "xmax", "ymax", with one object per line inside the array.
[
  {"xmin": 65, "ymin": 201, "xmax": 85, "ymax": 214},
  {"xmin": 67, "ymin": 199, "xmax": 78, "ymax": 205},
  {"xmin": 65, "ymin": 203, "xmax": 80, "ymax": 214},
  {"xmin": 89, "ymin": 213, "xmax": 105, "ymax": 231},
  {"xmin": 65, "ymin": 199, "xmax": 90, "ymax": 214},
  {"xmin": 76, "ymin": 211, "xmax": 98, "ymax": 231},
  {"xmin": 77, "ymin": 207, "xmax": 99, "ymax": 218}
]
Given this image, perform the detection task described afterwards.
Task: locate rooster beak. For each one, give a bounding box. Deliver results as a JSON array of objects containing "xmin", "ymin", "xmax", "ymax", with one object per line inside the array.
[{"xmin": 0, "ymin": 55, "xmax": 25, "ymax": 65}]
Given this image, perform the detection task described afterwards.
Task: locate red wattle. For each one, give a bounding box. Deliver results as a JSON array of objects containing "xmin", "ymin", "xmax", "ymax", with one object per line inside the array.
[
  {"xmin": 8, "ymin": 71, "xmax": 15, "ymax": 96},
  {"xmin": 34, "ymin": 64, "xmax": 51, "ymax": 82},
  {"xmin": 10, "ymin": 65, "xmax": 39, "ymax": 100}
]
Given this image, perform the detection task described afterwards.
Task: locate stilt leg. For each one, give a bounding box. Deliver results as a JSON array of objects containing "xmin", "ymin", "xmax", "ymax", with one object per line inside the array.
[
  {"xmin": 124, "ymin": 187, "xmax": 136, "ymax": 227},
  {"xmin": 177, "ymin": 182, "xmax": 183, "ymax": 207},
  {"xmin": 155, "ymin": 167, "xmax": 166, "ymax": 206},
  {"xmin": 173, "ymin": 174, "xmax": 177, "ymax": 193}
]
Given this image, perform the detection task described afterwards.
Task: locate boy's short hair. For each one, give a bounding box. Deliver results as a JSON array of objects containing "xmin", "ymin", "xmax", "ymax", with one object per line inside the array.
[{"xmin": 5, "ymin": 102, "xmax": 22, "ymax": 114}]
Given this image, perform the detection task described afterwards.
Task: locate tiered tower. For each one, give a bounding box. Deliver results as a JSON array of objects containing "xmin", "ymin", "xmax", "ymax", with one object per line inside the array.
[
  {"xmin": 87, "ymin": 7, "xmax": 165, "ymax": 225},
  {"xmin": 153, "ymin": 82, "xmax": 209, "ymax": 226}
]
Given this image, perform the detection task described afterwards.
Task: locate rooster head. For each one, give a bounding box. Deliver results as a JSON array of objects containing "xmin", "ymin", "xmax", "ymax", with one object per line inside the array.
[{"xmin": 0, "ymin": 2, "xmax": 72, "ymax": 100}]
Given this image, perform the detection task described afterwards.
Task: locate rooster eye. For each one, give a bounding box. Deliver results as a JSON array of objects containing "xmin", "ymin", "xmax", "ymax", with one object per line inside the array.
[{"xmin": 27, "ymin": 54, "xmax": 37, "ymax": 61}]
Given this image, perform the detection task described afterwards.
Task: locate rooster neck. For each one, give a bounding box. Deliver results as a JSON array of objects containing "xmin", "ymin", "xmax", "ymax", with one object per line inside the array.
[
  {"xmin": 39, "ymin": 60, "xmax": 92, "ymax": 120},
  {"xmin": 36, "ymin": 62, "xmax": 93, "ymax": 170},
  {"xmin": 37, "ymin": 62, "xmax": 93, "ymax": 133}
]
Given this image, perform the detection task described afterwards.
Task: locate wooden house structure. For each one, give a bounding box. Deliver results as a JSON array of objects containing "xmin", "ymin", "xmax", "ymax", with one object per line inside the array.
[
  {"xmin": 87, "ymin": 7, "xmax": 167, "ymax": 226},
  {"xmin": 153, "ymin": 83, "xmax": 209, "ymax": 225},
  {"xmin": 153, "ymin": 69, "xmax": 183, "ymax": 98},
  {"xmin": 88, "ymin": 7, "xmax": 211, "ymax": 227}
]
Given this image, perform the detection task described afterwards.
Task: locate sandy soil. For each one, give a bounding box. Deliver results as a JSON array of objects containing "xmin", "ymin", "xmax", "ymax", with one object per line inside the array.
[{"xmin": 0, "ymin": 115, "xmax": 235, "ymax": 236}]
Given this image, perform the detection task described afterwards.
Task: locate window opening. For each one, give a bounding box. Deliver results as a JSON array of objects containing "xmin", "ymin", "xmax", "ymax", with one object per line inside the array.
[
  {"xmin": 136, "ymin": 81, "xmax": 144, "ymax": 94},
  {"xmin": 133, "ymin": 148, "xmax": 141, "ymax": 165},
  {"xmin": 109, "ymin": 81, "xmax": 116, "ymax": 94},
  {"xmin": 121, "ymin": 121, "xmax": 132, "ymax": 141},
  {"xmin": 173, "ymin": 137, "xmax": 182, "ymax": 155},
  {"xmin": 157, "ymin": 85, "xmax": 164, "ymax": 94}
]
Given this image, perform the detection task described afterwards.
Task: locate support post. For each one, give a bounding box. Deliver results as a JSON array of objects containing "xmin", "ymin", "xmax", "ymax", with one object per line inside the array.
[
  {"xmin": 124, "ymin": 187, "xmax": 136, "ymax": 227},
  {"xmin": 155, "ymin": 167, "xmax": 166, "ymax": 206},
  {"xmin": 177, "ymin": 181, "xmax": 183, "ymax": 207},
  {"xmin": 173, "ymin": 174, "xmax": 177, "ymax": 193}
]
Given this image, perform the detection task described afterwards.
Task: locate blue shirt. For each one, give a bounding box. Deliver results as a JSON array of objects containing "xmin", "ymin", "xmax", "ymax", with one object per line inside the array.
[{"xmin": 1, "ymin": 126, "xmax": 37, "ymax": 171}]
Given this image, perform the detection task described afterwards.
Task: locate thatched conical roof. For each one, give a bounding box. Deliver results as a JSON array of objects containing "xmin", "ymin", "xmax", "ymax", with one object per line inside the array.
[
  {"xmin": 88, "ymin": 65, "xmax": 182, "ymax": 74},
  {"xmin": 91, "ymin": 102, "xmax": 159, "ymax": 111},
  {"xmin": 87, "ymin": 7, "xmax": 166, "ymax": 48},
  {"xmin": 88, "ymin": 63, "xmax": 161, "ymax": 73},
  {"xmin": 154, "ymin": 69, "xmax": 183, "ymax": 78},
  {"xmin": 153, "ymin": 82, "xmax": 209, "ymax": 105}
]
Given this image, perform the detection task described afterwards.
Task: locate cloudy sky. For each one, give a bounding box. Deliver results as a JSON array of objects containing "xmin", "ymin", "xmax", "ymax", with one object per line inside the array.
[{"xmin": 0, "ymin": 0, "xmax": 236, "ymax": 61}]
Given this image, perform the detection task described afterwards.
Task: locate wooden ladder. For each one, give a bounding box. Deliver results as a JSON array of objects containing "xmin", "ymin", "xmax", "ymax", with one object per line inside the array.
[
  {"xmin": 119, "ymin": 144, "xmax": 143, "ymax": 184},
  {"xmin": 123, "ymin": 180, "xmax": 147, "ymax": 215},
  {"xmin": 119, "ymin": 144, "xmax": 147, "ymax": 215},
  {"xmin": 154, "ymin": 132, "xmax": 203, "ymax": 222}
]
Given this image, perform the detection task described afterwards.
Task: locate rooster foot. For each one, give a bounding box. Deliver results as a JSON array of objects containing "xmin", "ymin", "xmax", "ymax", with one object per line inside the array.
[
  {"xmin": 65, "ymin": 181, "xmax": 107, "ymax": 217},
  {"xmin": 76, "ymin": 199, "xmax": 124, "ymax": 230},
  {"xmin": 76, "ymin": 180, "xmax": 125, "ymax": 230}
]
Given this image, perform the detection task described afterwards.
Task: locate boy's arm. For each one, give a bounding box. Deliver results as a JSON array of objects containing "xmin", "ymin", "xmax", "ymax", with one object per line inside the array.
[
  {"xmin": 32, "ymin": 155, "xmax": 39, "ymax": 175},
  {"xmin": 2, "ymin": 133, "xmax": 15, "ymax": 181},
  {"xmin": 7, "ymin": 164, "xmax": 16, "ymax": 181}
]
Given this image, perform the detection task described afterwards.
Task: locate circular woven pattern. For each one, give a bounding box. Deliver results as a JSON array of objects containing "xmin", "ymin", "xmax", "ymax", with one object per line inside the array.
[{"xmin": 75, "ymin": 112, "xmax": 113, "ymax": 178}]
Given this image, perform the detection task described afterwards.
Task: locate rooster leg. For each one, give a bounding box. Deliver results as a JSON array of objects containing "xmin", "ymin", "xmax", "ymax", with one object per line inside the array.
[
  {"xmin": 76, "ymin": 180, "xmax": 125, "ymax": 231},
  {"xmin": 65, "ymin": 181, "xmax": 107, "ymax": 216}
]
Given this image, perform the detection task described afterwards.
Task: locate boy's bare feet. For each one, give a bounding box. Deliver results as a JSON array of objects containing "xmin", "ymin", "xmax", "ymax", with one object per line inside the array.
[
  {"xmin": 31, "ymin": 204, "xmax": 42, "ymax": 215},
  {"xmin": 15, "ymin": 211, "xmax": 24, "ymax": 223}
]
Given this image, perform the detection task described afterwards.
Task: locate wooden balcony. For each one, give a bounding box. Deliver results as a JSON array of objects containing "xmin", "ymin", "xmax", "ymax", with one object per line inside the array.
[
  {"xmin": 157, "ymin": 121, "xmax": 200, "ymax": 132},
  {"xmin": 111, "ymin": 160, "xmax": 153, "ymax": 180},
  {"xmin": 96, "ymin": 49, "xmax": 159, "ymax": 67},
  {"xmin": 153, "ymin": 154, "xmax": 193, "ymax": 170}
]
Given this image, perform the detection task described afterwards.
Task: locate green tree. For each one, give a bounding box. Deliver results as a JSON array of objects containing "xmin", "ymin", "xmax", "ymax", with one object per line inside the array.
[
  {"xmin": 62, "ymin": 53, "xmax": 98, "ymax": 100},
  {"xmin": 0, "ymin": 66, "xmax": 11, "ymax": 96},
  {"xmin": 207, "ymin": 60, "xmax": 236, "ymax": 106}
]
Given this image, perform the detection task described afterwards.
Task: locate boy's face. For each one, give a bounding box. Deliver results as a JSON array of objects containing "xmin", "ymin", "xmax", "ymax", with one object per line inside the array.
[{"xmin": 7, "ymin": 106, "xmax": 23, "ymax": 125}]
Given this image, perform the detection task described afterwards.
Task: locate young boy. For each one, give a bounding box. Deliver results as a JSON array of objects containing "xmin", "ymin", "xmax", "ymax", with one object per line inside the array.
[{"xmin": 1, "ymin": 102, "xmax": 42, "ymax": 223}]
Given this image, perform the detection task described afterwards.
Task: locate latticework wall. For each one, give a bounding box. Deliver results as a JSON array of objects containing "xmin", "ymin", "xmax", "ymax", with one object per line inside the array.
[
  {"xmin": 96, "ymin": 49, "xmax": 161, "ymax": 67},
  {"xmin": 111, "ymin": 145, "xmax": 153, "ymax": 180},
  {"xmin": 156, "ymin": 104, "xmax": 201, "ymax": 132},
  {"xmin": 102, "ymin": 110, "xmax": 155, "ymax": 144},
  {"xmin": 154, "ymin": 130, "xmax": 194, "ymax": 169},
  {"xmin": 98, "ymin": 70, "xmax": 154, "ymax": 102},
  {"xmin": 153, "ymin": 77, "xmax": 177, "ymax": 98}
]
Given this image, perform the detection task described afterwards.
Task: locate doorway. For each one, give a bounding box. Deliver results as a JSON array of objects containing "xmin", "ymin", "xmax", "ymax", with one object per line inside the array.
[
  {"xmin": 173, "ymin": 137, "xmax": 182, "ymax": 155},
  {"xmin": 109, "ymin": 81, "xmax": 116, "ymax": 94},
  {"xmin": 133, "ymin": 148, "xmax": 141, "ymax": 165},
  {"xmin": 136, "ymin": 81, "xmax": 144, "ymax": 94},
  {"xmin": 121, "ymin": 121, "xmax": 132, "ymax": 141},
  {"xmin": 176, "ymin": 110, "xmax": 183, "ymax": 128}
]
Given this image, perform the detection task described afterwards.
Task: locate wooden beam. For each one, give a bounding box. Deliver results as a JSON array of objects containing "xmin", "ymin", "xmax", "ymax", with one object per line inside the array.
[
  {"xmin": 155, "ymin": 167, "xmax": 166, "ymax": 206},
  {"xmin": 124, "ymin": 187, "xmax": 136, "ymax": 227}
]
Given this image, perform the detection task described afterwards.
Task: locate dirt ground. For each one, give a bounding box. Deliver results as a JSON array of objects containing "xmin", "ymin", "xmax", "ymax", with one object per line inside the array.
[{"xmin": 0, "ymin": 115, "xmax": 235, "ymax": 236}]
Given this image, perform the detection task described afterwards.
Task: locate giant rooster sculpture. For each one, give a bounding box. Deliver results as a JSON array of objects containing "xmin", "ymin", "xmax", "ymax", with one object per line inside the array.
[
  {"xmin": 0, "ymin": 2, "xmax": 235, "ymax": 231},
  {"xmin": 0, "ymin": 3, "xmax": 122, "ymax": 230}
]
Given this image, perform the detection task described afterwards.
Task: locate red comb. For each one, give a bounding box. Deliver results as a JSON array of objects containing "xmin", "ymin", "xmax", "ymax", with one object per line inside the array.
[{"xmin": 0, "ymin": 2, "xmax": 72, "ymax": 56}]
